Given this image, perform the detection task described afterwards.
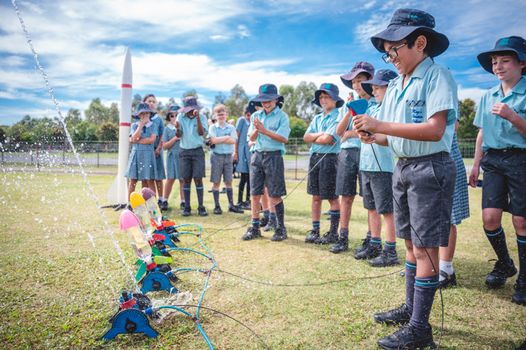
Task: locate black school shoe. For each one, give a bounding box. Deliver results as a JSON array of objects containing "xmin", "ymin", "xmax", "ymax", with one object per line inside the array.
[
  {"xmin": 512, "ymin": 280, "xmax": 526, "ymax": 306},
  {"xmin": 374, "ymin": 303, "xmax": 411, "ymax": 325},
  {"xmin": 198, "ymin": 206, "xmax": 208, "ymax": 217},
  {"xmin": 438, "ymin": 270, "xmax": 457, "ymax": 289},
  {"xmin": 330, "ymin": 238, "xmax": 348, "ymax": 254},
  {"xmin": 242, "ymin": 227, "xmax": 262, "ymax": 241},
  {"xmin": 241, "ymin": 200, "xmax": 251, "ymax": 210},
  {"xmin": 369, "ymin": 249, "xmax": 400, "ymax": 267},
  {"xmin": 213, "ymin": 206, "xmax": 223, "ymax": 215},
  {"xmin": 377, "ymin": 324, "xmax": 435, "ymax": 350},
  {"xmin": 316, "ymin": 231, "xmax": 338, "ymax": 244},
  {"xmin": 260, "ymin": 216, "xmax": 269, "ymax": 228},
  {"xmin": 305, "ymin": 229, "xmax": 320, "ymax": 244},
  {"xmin": 355, "ymin": 235, "xmax": 371, "ymax": 254},
  {"xmin": 182, "ymin": 207, "xmax": 191, "ymax": 217},
  {"xmin": 355, "ymin": 243, "xmax": 382, "ymax": 260},
  {"xmin": 485, "ymin": 259, "xmax": 517, "ymax": 288},
  {"xmin": 271, "ymin": 227, "xmax": 287, "ymax": 242},
  {"xmin": 229, "ymin": 205, "xmax": 244, "ymax": 214}
]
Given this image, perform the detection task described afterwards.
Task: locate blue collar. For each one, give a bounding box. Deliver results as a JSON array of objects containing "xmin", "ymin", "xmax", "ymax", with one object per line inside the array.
[{"xmin": 492, "ymin": 76, "xmax": 526, "ymax": 96}]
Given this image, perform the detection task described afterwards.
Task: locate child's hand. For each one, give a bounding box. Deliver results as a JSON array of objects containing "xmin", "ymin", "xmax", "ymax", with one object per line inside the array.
[
  {"xmin": 358, "ymin": 131, "xmax": 375, "ymax": 144},
  {"xmin": 174, "ymin": 120, "xmax": 180, "ymax": 129},
  {"xmin": 491, "ymin": 103, "xmax": 515, "ymax": 120},
  {"xmin": 254, "ymin": 117, "xmax": 266, "ymax": 133},
  {"xmin": 192, "ymin": 110, "xmax": 200, "ymax": 118},
  {"xmin": 468, "ymin": 166, "xmax": 480, "ymax": 188},
  {"xmin": 353, "ymin": 114, "xmax": 378, "ymax": 133}
]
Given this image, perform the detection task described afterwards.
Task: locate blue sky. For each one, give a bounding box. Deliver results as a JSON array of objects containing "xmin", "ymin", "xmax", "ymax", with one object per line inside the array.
[{"xmin": 1, "ymin": 0, "xmax": 525, "ymax": 125}]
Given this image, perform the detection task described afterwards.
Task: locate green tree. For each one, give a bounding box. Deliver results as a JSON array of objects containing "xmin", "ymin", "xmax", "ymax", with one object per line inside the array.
[
  {"xmin": 132, "ymin": 94, "xmax": 142, "ymax": 110},
  {"xmin": 0, "ymin": 126, "xmax": 6, "ymax": 143},
  {"xmin": 225, "ymin": 84, "xmax": 249, "ymax": 117},
  {"xmin": 6, "ymin": 115, "xmax": 37, "ymax": 143},
  {"xmin": 182, "ymin": 89, "xmax": 198, "ymax": 98},
  {"xmin": 289, "ymin": 116, "xmax": 308, "ymax": 138},
  {"xmin": 85, "ymin": 98, "xmax": 111, "ymax": 125},
  {"xmin": 64, "ymin": 108, "xmax": 81, "ymax": 129},
  {"xmin": 294, "ymin": 81, "xmax": 319, "ymax": 120},
  {"xmin": 96, "ymin": 122, "xmax": 119, "ymax": 141},
  {"xmin": 458, "ymin": 98, "xmax": 478, "ymax": 139},
  {"xmin": 72, "ymin": 120, "xmax": 97, "ymax": 142},
  {"xmin": 108, "ymin": 103, "xmax": 119, "ymax": 124},
  {"xmin": 214, "ymin": 92, "xmax": 227, "ymax": 106},
  {"xmin": 279, "ymin": 84, "xmax": 296, "ymax": 117}
]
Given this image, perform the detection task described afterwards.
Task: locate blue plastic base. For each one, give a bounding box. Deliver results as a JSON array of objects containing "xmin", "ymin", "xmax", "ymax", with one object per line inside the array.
[
  {"xmin": 141, "ymin": 271, "xmax": 178, "ymax": 294},
  {"xmin": 102, "ymin": 309, "xmax": 158, "ymax": 340}
]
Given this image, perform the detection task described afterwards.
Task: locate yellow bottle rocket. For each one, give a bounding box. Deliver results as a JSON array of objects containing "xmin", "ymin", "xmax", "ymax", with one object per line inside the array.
[{"xmin": 129, "ymin": 192, "xmax": 154, "ymax": 239}]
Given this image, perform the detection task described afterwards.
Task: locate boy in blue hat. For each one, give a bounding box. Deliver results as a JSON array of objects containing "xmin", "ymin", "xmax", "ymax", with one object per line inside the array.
[
  {"xmin": 354, "ymin": 8, "xmax": 458, "ymax": 348},
  {"xmin": 356, "ymin": 69, "xmax": 400, "ymax": 267},
  {"xmin": 176, "ymin": 95, "xmax": 209, "ymax": 217},
  {"xmin": 208, "ymin": 104, "xmax": 244, "ymax": 215},
  {"xmin": 330, "ymin": 61, "xmax": 375, "ymax": 253},
  {"xmin": 469, "ymin": 36, "xmax": 526, "ymax": 305},
  {"xmin": 242, "ymin": 84, "xmax": 291, "ymax": 242},
  {"xmin": 303, "ymin": 83, "xmax": 342, "ymax": 245}
]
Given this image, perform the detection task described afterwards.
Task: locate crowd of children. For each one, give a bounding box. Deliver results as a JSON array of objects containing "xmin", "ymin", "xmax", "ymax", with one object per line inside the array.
[{"xmin": 123, "ymin": 7, "xmax": 526, "ymax": 348}]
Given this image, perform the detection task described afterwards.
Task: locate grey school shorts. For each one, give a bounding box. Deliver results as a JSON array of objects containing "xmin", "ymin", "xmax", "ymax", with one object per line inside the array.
[
  {"xmin": 307, "ymin": 153, "xmax": 338, "ymax": 200},
  {"xmin": 336, "ymin": 148, "xmax": 360, "ymax": 196},
  {"xmin": 210, "ymin": 153, "xmax": 233, "ymax": 184},
  {"xmin": 393, "ymin": 152, "xmax": 455, "ymax": 248},
  {"xmin": 250, "ymin": 150, "xmax": 286, "ymax": 198},
  {"xmin": 361, "ymin": 171, "xmax": 394, "ymax": 214},
  {"xmin": 481, "ymin": 148, "xmax": 526, "ymax": 217},
  {"xmin": 179, "ymin": 147, "xmax": 206, "ymax": 180}
]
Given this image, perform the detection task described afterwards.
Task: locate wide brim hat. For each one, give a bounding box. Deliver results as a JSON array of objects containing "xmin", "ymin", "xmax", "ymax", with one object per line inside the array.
[
  {"xmin": 477, "ymin": 36, "xmax": 526, "ymax": 74},
  {"xmin": 340, "ymin": 61, "xmax": 375, "ymax": 89},
  {"xmin": 132, "ymin": 102, "xmax": 154, "ymax": 119},
  {"xmin": 361, "ymin": 69, "xmax": 398, "ymax": 97},
  {"xmin": 370, "ymin": 8, "xmax": 449, "ymax": 58},
  {"xmin": 252, "ymin": 83, "xmax": 283, "ymax": 102},
  {"xmin": 180, "ymin": 96, "xmax": 202, "ymax": 114},
  {"xmin": 312, "ymin": 83, "xmax": 344, "ymax": 108},
  {"xmin": 165, "ymin": 104, "xmax": 181, "ymax": 121}
]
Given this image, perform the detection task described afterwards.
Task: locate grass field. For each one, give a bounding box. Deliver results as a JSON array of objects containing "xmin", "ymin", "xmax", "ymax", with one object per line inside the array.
[{"xmin": 0, "ymin": 169, "xmax": 524, "ymax": 349}]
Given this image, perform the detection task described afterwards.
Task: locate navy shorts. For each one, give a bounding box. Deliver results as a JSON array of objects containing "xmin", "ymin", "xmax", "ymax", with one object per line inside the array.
[
  {"xmin": 481, "ymin": 149, "xmax": 526, "ymax": 217},
  {"xmin": 250, "ymin": 151, "xmax": 286, "ymax": 198},
  {"xmin": 210, "ymin": 153, "xmax": 233, "ymax": 184},
  {"xmin": 180, "ymin": 147, "xmax": 206, "ymax": 180},
  {"xmin": 361, "ymin": 171, "xmax": 393, "ymax": 214},
  {"xmin": 307, "ymin": 153, "xmax": 338, "ymax": 200},
  {"xmin": 336, "ymin": 148, "xmax": 360, "ymax": 196},
  {"xmin": 393, "ymin": 152, "xmax": 455, "ymax": 248}
]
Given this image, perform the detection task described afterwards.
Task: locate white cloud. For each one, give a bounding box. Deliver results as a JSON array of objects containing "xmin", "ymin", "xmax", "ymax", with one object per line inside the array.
[{"xmin": 458, "ymin": 86, "xmax": 485, "ymax": 104}]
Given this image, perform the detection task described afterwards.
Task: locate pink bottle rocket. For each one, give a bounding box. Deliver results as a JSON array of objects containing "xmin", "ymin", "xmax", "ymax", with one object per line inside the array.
[
  {"xmin": 119, "ymin": 209, "xmax": 156, "ymax": 271},
  {"xmin": 141, "ymin": 188, "xmax": 163, "ymax": 228}
]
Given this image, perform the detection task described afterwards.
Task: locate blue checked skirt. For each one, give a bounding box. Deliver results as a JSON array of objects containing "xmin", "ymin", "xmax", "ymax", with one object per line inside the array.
[{"xmin": 450, "ymin": 134, "xmax": 470, "ymax": 225}]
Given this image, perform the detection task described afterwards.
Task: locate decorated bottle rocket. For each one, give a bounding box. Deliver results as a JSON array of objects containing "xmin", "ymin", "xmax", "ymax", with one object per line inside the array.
[
  {"xmin": 141, "ymin": 188, "xmax": 163, "ymax": 228},
  {"xmin": 119, "ymin": 210, "xmax": 156, "ymax": 268},
  {"xmin": 129, "ymin": 192, "xmax": 155, "ymax": 239}
]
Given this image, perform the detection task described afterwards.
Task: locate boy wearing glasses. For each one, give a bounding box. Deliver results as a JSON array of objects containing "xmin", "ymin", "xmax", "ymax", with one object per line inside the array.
[{"xmin": 354, "ymin": 9, "xmax": 457, "ymax": 349}]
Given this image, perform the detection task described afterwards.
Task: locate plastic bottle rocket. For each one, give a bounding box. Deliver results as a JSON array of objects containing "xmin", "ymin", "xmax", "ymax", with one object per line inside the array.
[
  {"xmin": 129, "ymin": 192, "xmax": 154, "ymax": 239},
  {"xmin": 141, "ymin": 188, "xmax": 163, "ymax": 228},
  {"xmin": 119, "ymin": 209, "xmax": 154, "ymax": 266}
]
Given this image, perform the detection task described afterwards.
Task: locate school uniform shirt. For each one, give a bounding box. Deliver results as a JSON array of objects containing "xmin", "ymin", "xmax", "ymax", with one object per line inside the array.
[
  {"xmin": 176, "ymin": 113, "xmax": 209, "ymax": 150},
  {"xmin": 151, "ymin": 114, "xmax": 164, "ymax": 148},
  {"xmin": 162, "ymin": 124, "xmax": 181, "ymax": 179},
  {"xmin": 248, "ymin": 106, "xmax": 291, "ymax": 154},
  {"xmin": 337, "ymin": 98, "xmax": 376, "ymax": 149},
  {"xmin": 359, "ymin": 103, "xmax": 395, "ymax": 172},
  {"xmin": 473, "ymin": 76, "xmax": 526, "ymax": 151},
  {"xmin": 305, "ymin": 108, "xmax": 341, "ymax": 154},
  {"xmin": 235, "ymin": 117, "xmax": 251, "ymax": 173},
  {"xmin": 209, "ymin": 122, "xmax": 237, "ymax": 154},
  {"xmin": 379, "ymin": 57, "xmax": 458, "ymax": 158}
]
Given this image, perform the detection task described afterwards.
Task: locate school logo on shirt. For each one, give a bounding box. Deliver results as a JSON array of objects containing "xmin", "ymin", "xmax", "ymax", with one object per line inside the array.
[{"xmin": 407, "ymin": 99, "xmax": 426, "ymax": 123}]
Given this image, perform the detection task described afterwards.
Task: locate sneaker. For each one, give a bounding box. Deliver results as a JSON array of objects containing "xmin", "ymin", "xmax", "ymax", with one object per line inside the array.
[
  {"xmin": 438, "ymin": 270, "xmax": 457, "ymax": 289},
  {"xmin": 228, "ymin": 205, "xmax": 244, "ymax": 214},
  {"xmin": 198, "ymin": 206, "xmax": 208, "ymax": 217},
  {"xmin": 330, "ymin": 238, "xmax": 348, "ymax": 254},
  {"xmin": 374, "ymin": 303, "xmax": 411, "ymax": 325},
  {"xmin": 241, "ymin": 200, "xmax": 251, "ymax": 210},
  {"xmin": 263, "ymin": 219, "xmax": 277, "ymax": 232},
  {"xmin": 213, "ymin": 206, "xmax": 223, "ymax": 215},
  {"xmin": 377, "ymin": 323, "xmax": 435, "ymax": 350},
  {"xmin": 271, "ymin": 227, "xmax": 287, "ymax": 242},
  {"xmin": 355, "ymin": 243, "xmax": 382, "ymax": 260},
  {"xmin": 355, "ymin": 235, "xmax": 371, "ymax": 254},
  {"xmin": 260, "ymin": 215, "xmax": 269, "ymax": 228},
  {"xmin": 512, "ymin": 280, "xmax": 526, "ymax": 306},
  {"xmin": 316, "ymin": 231, "xmax": 338, "ymax": 245},
  {"xmin": 305, "ymin": 229, "xmax": 320, "ymax": 244},
  {"xmin": 160, "ymin": 200, "xmax": 168, "ymax": 211},
  {"xmin": 179, "ymin": 202, "xmax": 185, "ymax": 210},
  {"xmin": 485, "ymin": 259, "xmax": 517, "ymax": 288},
  {"xmin": 242, "ymin": 227, "xmax": 262, "ymax": 241},
  {"xmin": 182, "ymin": 207, "xmax": 191, "ymax": 217},
  {"xmin": 369, "ymin": 249, "xmax": 400, "ymax": 267}
]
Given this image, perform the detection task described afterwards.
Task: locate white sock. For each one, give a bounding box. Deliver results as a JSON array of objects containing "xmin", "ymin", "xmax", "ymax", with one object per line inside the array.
[
  {"xmin": 439, "ymin": 260, "xmax": 454, "ymax": 281},
  {"xmin": 159, "ymin": 196, "xmax": 166, "ymax": 201}
]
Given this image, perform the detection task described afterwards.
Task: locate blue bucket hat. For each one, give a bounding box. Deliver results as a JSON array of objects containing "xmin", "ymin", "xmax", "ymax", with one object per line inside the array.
[
  {"xmin": 340, "ymin": 62, "xmax": 375, "ymax": 89},
  {"xmin": 180, "ymin": 96, "xmax": 202, "ymax": 114},
  {"xmin": 361, "ymin": 69, "xmax": 398, "ymax": 97},
  {"xmin": 477, "ymin": 36, "xmax": 526, "ymax": 75},
  {"xmin": 133, "ymin": 102, "xmax": 154, "ymax": 119},
  {"xmin": 252, "ymin": 84, "xmax": 283, "ymax": 102},
  {"xmin": 165, "ymin": 104, "xmax": 181, "ymax": 121},
  {"xmin": 370, "ymin": 8, "xmax": 449, "ymax": 58},
  {"xmin": 312, "ymin": 83, "xmax": 344, "ymax": 108}
]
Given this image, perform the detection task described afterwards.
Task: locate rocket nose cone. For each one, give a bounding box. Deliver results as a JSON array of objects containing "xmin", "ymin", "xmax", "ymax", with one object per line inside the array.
[
  {"xmin": 119, "ymin": 209, "xmax": 141, "ymax": 230},
  {"xmin": 130, "ymin": 192, "xmax": 146, "ymax": 208},
  {"xmin": 141, "ymin": 187, "xmax": 156, "ymax": 200}
]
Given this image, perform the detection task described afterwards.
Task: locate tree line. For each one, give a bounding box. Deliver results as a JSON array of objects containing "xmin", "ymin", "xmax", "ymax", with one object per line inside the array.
[{"xmin": 0, "ymin": 83, "xmax": 479, "ymax": 145}]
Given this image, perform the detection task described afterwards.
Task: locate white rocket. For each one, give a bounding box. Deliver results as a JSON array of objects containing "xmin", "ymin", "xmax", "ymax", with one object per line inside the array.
[{"xmin": 108, "ymin": 48, "xmax": 132, "ymax": 208}]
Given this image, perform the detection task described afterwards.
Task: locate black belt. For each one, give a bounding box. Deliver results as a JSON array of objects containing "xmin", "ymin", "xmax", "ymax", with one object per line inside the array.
[
  {"xmin": 488, "ymin": 148, "xmax": 526, "ymax": 155},
  {"xmin": 256, "ymin": 150, "xmax": 281, "ymax": 155},
  {"xmin": 397, "ymin": 151, "xmax": 449, "ymax": 162}
]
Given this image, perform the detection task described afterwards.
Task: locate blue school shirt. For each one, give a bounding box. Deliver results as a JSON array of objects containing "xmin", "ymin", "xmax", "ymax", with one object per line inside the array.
[
  {"xmin": 176, "ymin": 113, "xmax": 209, "ymax": 150},
  {"xmin": 248, "ymin": 107, "xmax": 291, "ymax": 154},
  {"xmin": 236, "ymin": 117, "xmax": 250, "ymax": 147},
  {"xmin": 162, "ymin": 124, "xmax": 180, "ymax": 154},
  {"xmin": 379, "ymin": 57, "xmax": 457, "ymax": 158},
  {"xmin": 305, "ymin": 108, "xmax": 340, "ymax": 154},
  {"xmin": 151, "ymin": 114, "xmax": 164, "ymax": 149},
  {"xmin": 209, "ymin": 122, "xmax": 237, "ymax": 154},
  {"xmin": 359, "ymin": 103, "xmax": 395, "ymax": 172},
  {"xmin": 130, "ymin": 121, "xmax": 156, "ymax": 151},
  {"xmin": 337, "ymin": 98, "xmax": 376, "ymax": 149},
  {"xmin": 473, "ymin": 77, "xmax": 526, "ymax": 151}
]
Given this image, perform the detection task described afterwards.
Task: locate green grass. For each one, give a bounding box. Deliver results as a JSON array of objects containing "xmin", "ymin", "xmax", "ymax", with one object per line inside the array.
[{"xmin": 0, "ymin": 170, "xmax": 524, "ymax": 349}]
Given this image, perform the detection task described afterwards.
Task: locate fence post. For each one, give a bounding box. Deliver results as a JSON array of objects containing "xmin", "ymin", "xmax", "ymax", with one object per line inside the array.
[{"xmin": 295, "ymin": 139, "xmax": 298, "ymax": 180}]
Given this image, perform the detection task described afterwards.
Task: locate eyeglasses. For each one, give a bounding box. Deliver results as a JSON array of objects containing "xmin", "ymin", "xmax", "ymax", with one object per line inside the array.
[
  {"xmin": 382, "ymin": 43, "xmax": 407, "ymax": 63},
  {"xmin": 168, "ymin": 114, "xmax": 176, "ymax": 118}
]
